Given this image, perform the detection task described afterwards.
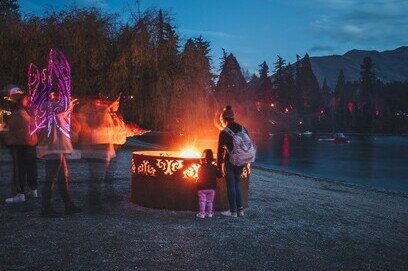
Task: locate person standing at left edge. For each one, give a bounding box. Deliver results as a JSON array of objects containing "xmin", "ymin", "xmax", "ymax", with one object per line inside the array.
[{"xmin": 4, "ymin": 86, "xmax": 38, "ymax": 203}]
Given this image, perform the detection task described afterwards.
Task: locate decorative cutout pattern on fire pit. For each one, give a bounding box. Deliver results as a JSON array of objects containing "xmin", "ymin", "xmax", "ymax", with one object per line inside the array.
[
  {"xmin": 156, "ymin": 159, "xmax": 184, "ymax": 175},
  {"xmin": 183, "ymin": 163, "xmax": 201, "ymax": 179},
  {"xmin": 131, "ymin": 151, "xmax": 250, "ymax": 210},
  {"xmin": 241, "ymin": 164, "xmax": 251, "ymax": 178},
  {"xmin": 138, "ymin": 160, "xmax": 156, "ymax": 176},
  {"xmin": 131, "ymin": 158, "xmax": 136, "ymax": 174}
]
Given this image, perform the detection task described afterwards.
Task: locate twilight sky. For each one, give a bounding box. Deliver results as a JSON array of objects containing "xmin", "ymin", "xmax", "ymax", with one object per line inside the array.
[{"xmin": 19, "ymin": 0, "xmax": 408, "ymax": 74}]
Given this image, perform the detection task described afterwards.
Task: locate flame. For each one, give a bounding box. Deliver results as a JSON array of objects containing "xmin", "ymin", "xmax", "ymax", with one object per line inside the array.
[{"xmin": 180, "ymin": 148, "xmax": 200, "ymax": 158}]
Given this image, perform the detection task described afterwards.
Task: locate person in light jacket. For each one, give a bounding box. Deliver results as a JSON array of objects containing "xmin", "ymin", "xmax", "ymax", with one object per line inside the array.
[
  {"xmin": 37, "ymin": 91, "xmax": 81, "ymax": 217},
  {"xmin": 5, "ymin": 88, "xmax": 38, "ymax": 203}
]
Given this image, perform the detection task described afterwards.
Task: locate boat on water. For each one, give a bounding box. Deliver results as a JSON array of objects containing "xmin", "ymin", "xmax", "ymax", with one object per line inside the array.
[{"xmin": 318, "ymin": 133, "xmax": 350, "ymax": 143}]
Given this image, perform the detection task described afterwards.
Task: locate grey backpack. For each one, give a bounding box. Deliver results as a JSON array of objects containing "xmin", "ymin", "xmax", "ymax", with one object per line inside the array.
[{"xmin": 224, "ymin": 127, "xmax": 256, "ymax": 166}]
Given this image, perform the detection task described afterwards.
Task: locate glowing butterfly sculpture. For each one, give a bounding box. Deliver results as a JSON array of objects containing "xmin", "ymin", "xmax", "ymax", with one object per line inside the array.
[{"xmin": 27, "ymin": 49, "xmax": 71, "ymax": 138}]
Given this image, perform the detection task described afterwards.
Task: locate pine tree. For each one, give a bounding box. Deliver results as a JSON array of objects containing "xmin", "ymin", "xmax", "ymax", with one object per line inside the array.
[
  {"xmin": 258, "ymin": 61, "xmax": 272, "ymax": 103},
  {"xmin": 216, "ymin": 52, "xmax": 246, "ymax": 106},
  {"xmin": 334, "ymin": 69, "xmax": 346, "ymax": 126},
  {"xmin": 175, "ymin": 36, "xmax": 213, "ymax": 134},
  {"xmin": 0, "ymin": 0, "xmax": 21, "ymax": 87},
  {"xmin": 321, "ymin": 78, "xmax": 331, "ymax": 102},
  {"xmin": 273, "ymin": 55, "xmax": 286, "ymax": 106},
  {"xmin": 284, "ymin": 62, "xmax": 296, "ymax": 109},
  {"xmin": 294, "ymin": 54, "xmax": 302, "ymax": 111},
  {"xmin": 0, "ymin": 0, "xmax": 19, "ymax": 19},
  {"xmin": 360, "ymin": 57, "xmax": 376, "ymax": 99},
  {"xmin": 298, "ymin": 53, "xmax": 321, "ymax": 114},
  {"xmin": 359, "ymin": 56, "xmax": 377, "ymax": 131}
]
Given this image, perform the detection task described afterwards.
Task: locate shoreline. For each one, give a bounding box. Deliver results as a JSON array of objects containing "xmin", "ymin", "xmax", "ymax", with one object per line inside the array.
[{"xmin": 252, "ymin": 163, "xmax": 408, "ymax": 197}]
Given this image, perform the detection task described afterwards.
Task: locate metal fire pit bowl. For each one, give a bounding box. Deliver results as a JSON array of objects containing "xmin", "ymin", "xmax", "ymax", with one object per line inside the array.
[{"xmin": 131, "ymin": 151, "xmax": 250, "ymax": 211}]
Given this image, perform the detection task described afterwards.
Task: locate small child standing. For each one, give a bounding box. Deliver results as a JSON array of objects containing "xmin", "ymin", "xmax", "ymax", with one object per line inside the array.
[{"xmin": 196, "ymin": 149, "xmax": 223, "ymax": 218}]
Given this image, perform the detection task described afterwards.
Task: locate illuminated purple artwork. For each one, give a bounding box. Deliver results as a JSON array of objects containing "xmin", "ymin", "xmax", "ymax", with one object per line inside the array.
[{"xmin": 28, "ymin": 49, "xmax": 71, "ymax": 137}]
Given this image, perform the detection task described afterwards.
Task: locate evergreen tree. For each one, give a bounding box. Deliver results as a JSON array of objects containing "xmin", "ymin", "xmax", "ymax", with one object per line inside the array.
[
  {"xmin": 294, "ymin": 54, "xmax": 302, "ymax": 111},
  {"xmin": 284, "ymin": 62, "xmax": 296, "ymax": 109},
  {"xmin": 0, "ymin": 0, "xmax": 22, "ymax": 88},
  {"xmin": 0, "ymin": 0, "xmax": 19, "ymax": 19},
  {"xmin": 359, "ymin": 56, "xmax": 377, "ymax": 131},
  {"xmin": 216, "ymin": 52, "xmax": 246, "ymax": 106},
  {"xmin": 298, "ymin": 53, "xmax": 321, "ymax": 114},
  {"xmin": 175, "ymin": 36, "xmax": 213, "ymax": 134},
  {"xmin": 258, "ymin": 61, "xmax": 272, "ymax": 103},
  {"xmin": 334, "ymin": 69, "xmax": 346, "ymax": 126},
  {"xmin": 273, "ymin": 55, "xmax": 286, "ymax": 106},
  {"xmin": 321, "ymin": 78, "xmax": 331, "ymax": 102},
  {"xmin": 360, "ymin": 56, "xmax": 376, "ymax": 99}
]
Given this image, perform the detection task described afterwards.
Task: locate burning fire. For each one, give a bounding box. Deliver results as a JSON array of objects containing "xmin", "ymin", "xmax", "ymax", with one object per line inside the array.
[{"xmin": 180, "ymin": 148, "xmax": 200, "ymax": 158}]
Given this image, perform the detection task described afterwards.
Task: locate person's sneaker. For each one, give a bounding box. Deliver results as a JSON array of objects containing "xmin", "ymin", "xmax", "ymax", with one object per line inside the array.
[
  {"xmin": 206, "ymin": 213, "xmax": 214, "ymax": 218},
  {"xmin": 196, "ymin": 213, "xmax": 205, "ymax": 219},
  {"xmin": 237, "ymin": 209, "xmax": 245, "ymax": 217},
  {"xmin": 26, "ymin": 189, "xmax": 38, "ymax": 198},
  {"xmin": 41, "ymin": 208, "xmax": 63, "ymax": 218},
  {"xmin": 221, "ymin": 210, "xmax": 237, "ymax": 217},
  {"xmin": 5, "ymin": 193, "xmax": 25, "ymax": 203},
  {"xmin": 65, "ymin": 205, "xmax": 82, "ymax": 215}
]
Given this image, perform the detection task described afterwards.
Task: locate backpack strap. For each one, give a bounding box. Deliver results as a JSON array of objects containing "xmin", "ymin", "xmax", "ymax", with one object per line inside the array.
[
  {"xmin": 224, "ymin": 127, "xmax": 235, "ymax": 137},
  {"xmin": 222, "ymin": 127, "xmax": 234, "ymax": 155}
]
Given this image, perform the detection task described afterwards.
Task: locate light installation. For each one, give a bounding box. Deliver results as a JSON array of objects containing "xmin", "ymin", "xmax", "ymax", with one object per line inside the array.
[{"xmin": 28, "ymin": 48, "xmax": 71, "ymax": 138}]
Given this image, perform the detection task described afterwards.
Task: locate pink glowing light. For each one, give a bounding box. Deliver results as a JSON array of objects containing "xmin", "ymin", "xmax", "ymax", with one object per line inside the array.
[
  {"xmin": 348, "ymin": 102, "xmax": 354, "ymax": 113},
  {"xmin": 375, "ymin": 104, "xmax": 381, "ymax": 116},
  {"xmin": 28, "ymin": 49, "xmax": 71, "ymax": 138}
]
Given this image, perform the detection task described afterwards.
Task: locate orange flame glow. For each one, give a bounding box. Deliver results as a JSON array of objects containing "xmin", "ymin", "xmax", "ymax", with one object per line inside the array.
[{"xmin": 180, "ymin": 148, "xmax": 200, "ymax": 158}]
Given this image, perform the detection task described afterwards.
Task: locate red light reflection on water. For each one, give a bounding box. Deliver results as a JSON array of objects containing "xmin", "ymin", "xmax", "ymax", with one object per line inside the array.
[
  {"xmin": 282, "ymin": 134, "xmax": 290, "ymax": 167},
  {"xmin": 348, "ymin": 102, "xmax": 354, "ymax": 113}
]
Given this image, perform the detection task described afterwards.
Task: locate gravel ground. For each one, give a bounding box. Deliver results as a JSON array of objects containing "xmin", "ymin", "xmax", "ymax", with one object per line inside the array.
[{"xmin": 1, "ymin": 146, "xmax": 407, "ymax": 271}]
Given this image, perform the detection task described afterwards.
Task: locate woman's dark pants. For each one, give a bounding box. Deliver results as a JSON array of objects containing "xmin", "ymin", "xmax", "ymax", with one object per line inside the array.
[{"xmin": 225, "ymin": 162, "xmax": 244, "ymax": 213}]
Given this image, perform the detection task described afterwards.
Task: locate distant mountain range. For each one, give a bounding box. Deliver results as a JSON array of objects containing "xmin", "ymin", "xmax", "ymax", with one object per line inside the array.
[{"xmin": 309, "ymin": 46, "xmax": 408, "ymax": 89}]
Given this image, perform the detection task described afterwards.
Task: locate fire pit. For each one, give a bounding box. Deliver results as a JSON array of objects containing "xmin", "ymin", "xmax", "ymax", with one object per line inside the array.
[{"xmin": 131, "ymin": 150, "xmax": 250, "ymax": 210}]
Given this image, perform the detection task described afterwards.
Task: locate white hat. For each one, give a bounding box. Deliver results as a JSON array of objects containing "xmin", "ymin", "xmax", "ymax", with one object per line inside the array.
[{"xmin": 8, "ymin": 87, "xmax": 24, "ymax": 96}]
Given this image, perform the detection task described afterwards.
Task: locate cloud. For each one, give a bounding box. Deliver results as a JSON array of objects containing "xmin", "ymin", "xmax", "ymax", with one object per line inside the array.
[
  {"xmin": 311, "ymin": 0, "xmax": 408, "ymax": 45},
  {"xmin": 309, "ymin": 45, "xmax": 339, "ymax": 53},
  {"xmin": 179, "ymin": 28, "xmax": 238, "ymax": 39}
]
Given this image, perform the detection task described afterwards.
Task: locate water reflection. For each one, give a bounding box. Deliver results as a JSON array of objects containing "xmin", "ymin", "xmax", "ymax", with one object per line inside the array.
[
  {"xmin": 255, "ymin": 134, "xmax": 408, "ymax": 193},
  {"xmin": 282, "ymin": 134, "xmax": 290, "ymax": 167}
]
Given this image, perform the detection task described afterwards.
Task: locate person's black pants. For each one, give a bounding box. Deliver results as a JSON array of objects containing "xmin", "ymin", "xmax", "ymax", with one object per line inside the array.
[
  {"xmin": 42, "ymin": 154, "xmax": 72, "ymax": 210},
  {"xmin": 10, "ymin": 145, "xmax": 38, "ymax": 194}
]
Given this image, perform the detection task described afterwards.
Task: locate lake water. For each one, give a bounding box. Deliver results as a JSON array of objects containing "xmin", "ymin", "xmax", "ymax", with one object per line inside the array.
[
  {"xmin": 133, "ymin": 133, "xmax": 408, "ymax": 193},
  {"xmin": 254, "ymin": 134, "xmax": 408, "ymax": 193}
]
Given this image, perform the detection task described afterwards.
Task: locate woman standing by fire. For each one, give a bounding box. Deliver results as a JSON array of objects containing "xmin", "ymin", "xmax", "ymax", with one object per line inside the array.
[{"xmin": 217, "ymin": 105, "xmax": 255, "ymax": 218}]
